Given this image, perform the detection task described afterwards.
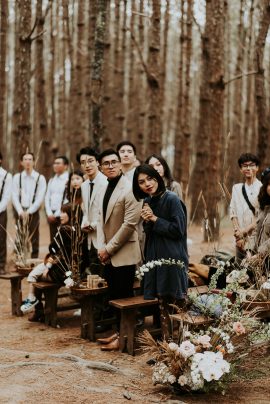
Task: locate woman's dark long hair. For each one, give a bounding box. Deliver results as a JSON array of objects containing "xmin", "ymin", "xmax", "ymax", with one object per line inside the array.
[
  {"xmin": 145, "ymin": 154, "xmax": 174, "ymax": 189},
  {"xmin": 66, "ymin": 169, "xmax": 84, "ymax": 204},
  {"xmin": 133, "ymin": 164, "xmax": 166, "ymax": 201},
  {"xmin": 258, "ymin": 172, "xmax": 270, "ymax": 210}
]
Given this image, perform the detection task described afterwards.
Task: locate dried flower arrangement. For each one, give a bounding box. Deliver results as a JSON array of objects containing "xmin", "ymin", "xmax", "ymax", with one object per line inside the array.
[{"xmin": 138, "ymin": 258, "xmax": 270, "ymax": 394}]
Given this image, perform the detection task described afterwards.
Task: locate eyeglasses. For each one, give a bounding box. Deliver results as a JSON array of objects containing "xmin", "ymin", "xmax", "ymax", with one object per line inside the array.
[
  {"xmin": 241, "ymin": 164, "xmax": 256, "ymax": 169},
  {"xmin": 101, "ymin": 160, "xmax": 120, "ymax": 168}
]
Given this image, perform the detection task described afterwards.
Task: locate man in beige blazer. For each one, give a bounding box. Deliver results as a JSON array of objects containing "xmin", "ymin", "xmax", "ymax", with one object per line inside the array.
[
  {"xmin": 77, "ymin": 147, "xmax": 107, "ymax": 272},
  {"xmin": 97, "ymin": 148, "xmax": 142, "ymax": 350}
]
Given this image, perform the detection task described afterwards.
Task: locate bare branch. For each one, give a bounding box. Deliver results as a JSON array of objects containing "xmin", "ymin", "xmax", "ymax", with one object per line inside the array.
[
  {"xmin": 192, "ymin": 15, "xmax": 203, "ymax": 37},
  {"xmin": 31, "ymin": 30, "xmax": 47, "ymax": 42},
  {"xmin": 131, "ymin": 10, "xmax": 150, "ymax": 18},
  {"xmin": 224, "ymin": 70, "xmax": 258, "ymax": 85}
]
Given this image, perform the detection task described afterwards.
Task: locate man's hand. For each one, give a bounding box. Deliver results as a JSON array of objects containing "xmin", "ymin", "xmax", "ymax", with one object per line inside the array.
[
  {"xmin": 47, "ymin": 215, "xmax": 56, "ymax": 224},
  {"xmin": 98, "ymin": 249, "xmax": 110, "ymax": 264},
  {"xmin": 82, "ymin": 225, "xmax": 93, "ymax": 233},
  {"xmin": 234, "ymin": 229, "xmax": 243, "ymax": 240},
  {"xmin": 235, "ymin": 238, "xmax": 245, "ymax": 251},
  {"xmin": 20, "ymin": 211, "xmax": 29, "ymax": 220}
]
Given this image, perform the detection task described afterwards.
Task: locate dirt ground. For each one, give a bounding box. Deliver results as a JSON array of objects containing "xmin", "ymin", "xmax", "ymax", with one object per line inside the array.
[{"xmin": 0, "ymin": 213, "xmax": 269, "ymax": 404}]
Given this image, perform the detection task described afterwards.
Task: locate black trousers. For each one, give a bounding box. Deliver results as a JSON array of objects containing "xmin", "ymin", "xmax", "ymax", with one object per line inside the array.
[
  {"xmin": 48, "ymin": 217, "xmax": 61, "ymax": 243},
  {"xmin": 103, "ymin": 263, "xmax": 136, "ymax": 329},
  {"xmin": 0, "ymin": 210, "xmax": 7, "ymax": 268},
  {"xmin": 103, "ymin": 263, "xmax": 136, "ymax": 300}
]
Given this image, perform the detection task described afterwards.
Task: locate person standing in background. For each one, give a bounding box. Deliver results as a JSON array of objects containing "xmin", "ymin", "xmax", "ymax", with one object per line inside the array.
[
  {"xmin": 0, "ymin": 152, "xmax": 12, "ymax": 274},
  {"xmin": 12, "ymin": 153, "xmax": 46, "ymax": 258},
  {"xmin": 45, "ymin": 156, "xmax": 69, "ymax": 242},
  {"xmin": 230, "ymin": 153, "xmax": 261, "ymax": 261},
  {"xmin": 77, "ymin": 147, "xmax": 107, "ymax": 274},
  {"xmin": 116, "ymin": 141, "xmax": 137, "ymax": 181},
  {"xmin": 96, "ymin": 149, "xmax": 142, "ymax": 351},
  {"xmin": 145, "ymin": 154, "xmax": 183, "ymax": 199}
]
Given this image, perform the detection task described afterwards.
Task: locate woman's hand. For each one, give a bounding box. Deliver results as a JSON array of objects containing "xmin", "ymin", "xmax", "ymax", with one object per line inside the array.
[{"xmin": 141, "ymin": 203, "xmax": 157, "ymax": 222}]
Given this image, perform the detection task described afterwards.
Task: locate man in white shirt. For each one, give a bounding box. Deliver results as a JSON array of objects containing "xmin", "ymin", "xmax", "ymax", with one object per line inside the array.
[
  {"xmin": 12, "ymin": 153, "xmax": 46, "ymax": 258},
  {"xmin": 45, "ymin": 156, "xmax": 69, "ymax": 241},
  {"xmin": 0, "ymin": 153, "xmax": 12, "ymax": 274},
  {"xmin": 76, "ymin": 147, "xmax": 107, "ymax": 273},
  {"xmin": 116, "ymin": 141, "xmax": 137, "ymax": 181},
  {"xmin": 230, "ymin": 153, "xmax": 262, "ymax": 260}
]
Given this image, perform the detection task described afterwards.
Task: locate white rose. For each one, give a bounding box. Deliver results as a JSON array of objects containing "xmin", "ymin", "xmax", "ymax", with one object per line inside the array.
[
  {"xmin": 178, "ymin": 375, "xmax": 188, "ymax": 386},
  {"xmin": 64, "ymin": 277, "xmax": 74, "ymax": 287},
  {"xmin": 168, "ymin": 342, "xmax": 179, "ymax": 351},
  {"xmin": 178, "ymin": 340, "xmax": 196, "ymax": 359}
]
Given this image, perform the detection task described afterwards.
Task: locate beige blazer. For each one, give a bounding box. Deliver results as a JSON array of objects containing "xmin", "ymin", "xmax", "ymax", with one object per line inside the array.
[
  {"xmin": 97, "ymin": 175, "xmax": 142, "ymax": 267},
  {"xmin": 81, "ymin": 171, "xmax": 107, "ymax": 249}
]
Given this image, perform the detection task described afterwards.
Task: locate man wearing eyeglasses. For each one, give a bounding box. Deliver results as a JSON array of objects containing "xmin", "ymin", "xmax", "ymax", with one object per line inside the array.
[
  {"xmin": 230, "ymin": 153, "xmax": 261, "ymax": 261},
  {"xmin": 76, "ymin": 147, "xmax": 107, "ymax": 273},
  {"xmin": 96, "ymin": 148, "xmax": 141, "ymax": 350}
]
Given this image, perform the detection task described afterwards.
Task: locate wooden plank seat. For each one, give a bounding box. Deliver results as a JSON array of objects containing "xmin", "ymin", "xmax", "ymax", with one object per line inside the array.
[
  {"xmin": 171, "ymin": 312, "xmax": 214, "ymax": 329},
  {"xmin": 109, "ymin": 295, "xmax": 159, "ymax": 355},
  {"xmin": 0, "ymin": 272, "xmax": 24, "ymax": 316},
  {"xmin": 33, "ymin": 282, "xmax": 80, "ymax": 327}
]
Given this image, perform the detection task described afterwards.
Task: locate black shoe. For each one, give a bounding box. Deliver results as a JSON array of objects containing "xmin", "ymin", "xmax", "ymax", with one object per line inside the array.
[
  {"xmin": 146, "ymin": 358, "xmax": 156, "ymax": 365},
  {"xmin": 95, "ymin": 324, "xmax": 112, "ymax": 333},
  {"xmin": 28, "ymin": 312, "xmax": 45, "ymax": 323}
]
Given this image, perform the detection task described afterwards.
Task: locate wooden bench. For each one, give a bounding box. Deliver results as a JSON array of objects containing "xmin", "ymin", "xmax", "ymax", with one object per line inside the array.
[
  {"xmin": 0, "ymin": 273, "xmax": 24, "ymax": 316},
  {"xmin": 109, "ymin": 295, "xmax": 159, "ymax": 355},
  {"xmin": 33, "ymin": 282, "xmax": 80, "ymax": 327}
]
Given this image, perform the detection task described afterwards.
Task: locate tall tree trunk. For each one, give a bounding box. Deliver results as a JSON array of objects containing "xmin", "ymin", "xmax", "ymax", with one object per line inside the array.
[
  {"xmin": 49, "ymin": 0, "xmax": 57, "ymax": 156},
  {"xmin": 90, "ymin": 0, "xmax": 107, "ymax": 151},
  {"xmin": 244, "ymin": 0, "xmax": 255, "ymax": 151},
  {"xmin": 0, "ymin": 0, "xmax": 8, "ymax": 157},
  {"xmin": 69, "ymin": 0, "xmax": 87, "ymax": 163},
  {"xmin": 86, "ymin": 0, "xmax": 97, "ymax": 144},
  {"xmin": 227, "ymin": 0, "xmax": 246, "ymax": 189},
  {"xmin": 254, "ymin": 1, "xmax": 270, "ymax": 167},
  {"xmin": 147, "ymin": 0, "xmax": 161, "ymax": 154},
  {"xmin": 205, "ymin": 0, "xmax": 225, "ymax": 240},
  {"xmin": 190, "ymin": 0, "xmax": 225, "ymax": 241},
  {"xmin": 34, "ymin": 0, "xmax": 51, "ymax": 178},
  {"xmin": 16, "ymin": 0, "xmax": 32, "ymax": 162}
]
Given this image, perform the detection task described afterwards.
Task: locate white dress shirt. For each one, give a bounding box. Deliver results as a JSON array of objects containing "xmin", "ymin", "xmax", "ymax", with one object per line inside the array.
[
  {"xmin": 45, "ymin": 171, "xmax": 69, "ymax": 217},
  {"xmin": 0, "ymin": 167, "xmax": 12, "ymax": 213},
  {"xmin": 12, "ymin": 169, "xmax": 47, "ymax": 215},
  {"xmin": 230, "ymin": 178, "xmax": 262, "ymax": 250}
]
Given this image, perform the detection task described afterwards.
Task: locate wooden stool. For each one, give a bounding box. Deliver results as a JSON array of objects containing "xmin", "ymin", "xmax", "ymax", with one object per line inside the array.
[
  {"xmin": 109, "ymin": 295, "xmax": 159, "ymax": 355},
  {"xmin": 34, "ymin": 282, "xmax": 59, "ymax": 326},
  {"xmin": 0, "ymin": 273, "xmax": 24, "ymax": 316}
]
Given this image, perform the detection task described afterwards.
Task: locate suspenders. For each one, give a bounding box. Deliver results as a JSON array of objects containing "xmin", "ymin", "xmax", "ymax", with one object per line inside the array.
[
  {"xmin": 19, "ymin": 173, "xmax": 40, "ymax": 206},
  {"xmin": 0, "ymin": 172, "xmax": 8, "ymax": 202}
]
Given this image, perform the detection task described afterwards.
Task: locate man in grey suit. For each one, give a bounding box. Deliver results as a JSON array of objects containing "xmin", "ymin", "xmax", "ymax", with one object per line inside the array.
[
  {"xmin": 96, "ymin": 148, "xmax": 142, "ymax": 350},
  {"xmin": 77, "ymin": 147, "xmax": 107, "ymax": 273}
]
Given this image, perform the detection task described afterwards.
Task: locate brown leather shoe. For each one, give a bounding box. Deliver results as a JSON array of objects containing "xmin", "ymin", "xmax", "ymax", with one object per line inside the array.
[
  {"xmin": 100, "ymin": 337, "xmax": 119, "ymax": 351},
  {"xmin": 97, "ymin": 333, "xmax": 118, "ymax": 344},
  {"xmin": 28, "ymin": 311, "xmax": 45, "ymax": 323}
]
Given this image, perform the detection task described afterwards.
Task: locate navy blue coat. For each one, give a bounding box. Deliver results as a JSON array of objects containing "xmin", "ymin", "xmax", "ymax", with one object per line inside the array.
[{"xmin": 143, "ymin": 191, "xmax": 188, "ymax": 299}]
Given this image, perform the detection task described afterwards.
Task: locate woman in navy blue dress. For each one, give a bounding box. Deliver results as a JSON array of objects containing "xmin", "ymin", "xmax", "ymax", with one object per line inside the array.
[{"xmin": 133, "ymin": 164, "xmax": 188, "ymax": 339}]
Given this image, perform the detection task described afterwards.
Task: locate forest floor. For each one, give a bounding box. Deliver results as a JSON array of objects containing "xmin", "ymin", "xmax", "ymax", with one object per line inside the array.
[{"xmin": 0, "ymin": 213, "xmax": 269, "ymax": 404}]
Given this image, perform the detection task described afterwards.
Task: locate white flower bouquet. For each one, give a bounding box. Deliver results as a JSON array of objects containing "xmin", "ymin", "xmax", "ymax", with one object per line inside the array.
[{"xmin": 136, "ymin": 258, "xmax": 184, "ymax": 281}]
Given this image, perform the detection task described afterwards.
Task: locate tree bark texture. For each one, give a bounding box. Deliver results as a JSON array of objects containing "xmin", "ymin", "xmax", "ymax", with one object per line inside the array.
[{"xmin": 254, "ymin": 1, "xmax": 270, "ymax": 168}]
